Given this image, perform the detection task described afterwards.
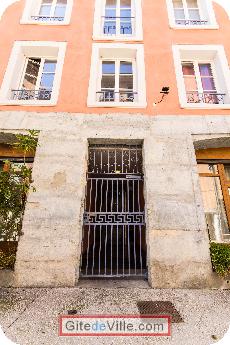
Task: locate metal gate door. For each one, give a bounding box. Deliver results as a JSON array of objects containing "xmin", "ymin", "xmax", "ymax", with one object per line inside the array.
[{"xmin": 80, "ymin": 144, "xmax": 147, "ymax": 278}]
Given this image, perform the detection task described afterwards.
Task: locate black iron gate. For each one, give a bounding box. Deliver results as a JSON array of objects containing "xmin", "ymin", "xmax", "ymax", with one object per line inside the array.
[{"xmin": 80, "ymin": 144, "xmax": 147, "ymax": 278}]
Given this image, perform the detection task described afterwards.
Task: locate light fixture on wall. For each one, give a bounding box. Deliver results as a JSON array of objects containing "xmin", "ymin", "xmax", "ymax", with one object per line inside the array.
[{"xmin": 153, "ymin": 87, "xmax": 170, "ymax": 106}]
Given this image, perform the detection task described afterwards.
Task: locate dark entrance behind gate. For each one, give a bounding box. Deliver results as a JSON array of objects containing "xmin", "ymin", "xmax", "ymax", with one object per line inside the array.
[{"xmin": 80, "ymin": 143, "xmax": 147, "ymax": 278}]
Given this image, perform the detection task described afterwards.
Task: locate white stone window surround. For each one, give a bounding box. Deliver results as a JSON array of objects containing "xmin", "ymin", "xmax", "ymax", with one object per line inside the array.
[
  {"xmin": 172, "ymin": 45, "xmax": 230, "ymax": 109},
  {"xmin": 0, "ymin": 41, "xmax": 67, "ymax": 106},
  {"xmin": 87, "ymin": 43, "xmax": 147, "ymax": 108},
  {"xmin": 166, "ymin": 0, "xmax": 218, "ymax": 29},
  {"xmin": 93, "ymin": 0, "xmax": 143, "ymax": 41},
  {"xmin": 20, "ymin": 0, "xmax": 73, "ymax": 25}
]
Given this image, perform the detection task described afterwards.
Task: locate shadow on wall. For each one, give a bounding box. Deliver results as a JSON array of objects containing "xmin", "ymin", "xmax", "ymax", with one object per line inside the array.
[
  {"xmin": 0, "ymin": 0, "xmax": 19, "ymax": 19},
  {"xmin": 213, "ymin": 0, "xmax": 230, "ymax": 18}
]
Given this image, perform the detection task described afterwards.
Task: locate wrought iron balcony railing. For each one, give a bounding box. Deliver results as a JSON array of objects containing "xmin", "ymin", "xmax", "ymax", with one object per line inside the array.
[
  {"xmin": 96, "ymin": 90, "xmax": 137, "ymax": 102},
  {"xmin": 102, "ymin": 16, "xmax": 134, "ymax": 35},
  {"xmin": 31, "ymin": 16, "xmax": 65, "ymax": 22},
  {"xmin": 11, "ymin": 89, "xmax": 52, "ymax": 101},
  {"xmin": 186, "ymin": 92, "xmax": 226, "ymax": 104},
  {"xmin": 176, "ymin": 19, "xmax": 208, "ymax": 25}
]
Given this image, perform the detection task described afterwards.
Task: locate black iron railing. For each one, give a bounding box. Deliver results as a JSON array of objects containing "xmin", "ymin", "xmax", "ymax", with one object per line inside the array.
[
  {"xmin": 31, "ymin": 16, "xmax": 64, "ymax": 22},
  {"xmin": 102, "ymin": 16, "xmax": 134, "ymax": 34},
  {"xmin": 96, "ymin": 91, "xmax": 137, "ymax": 102},
  {"xmin": 186, "ymin": 92, "xmax": 226, "ymax": 104},
  {"xmin": 176, "ymin": 19, "xmax": 208, "ymax": 25},
  {"xmin": 11, "ymin": 89, "xmax": 52, "ymax": 101}
]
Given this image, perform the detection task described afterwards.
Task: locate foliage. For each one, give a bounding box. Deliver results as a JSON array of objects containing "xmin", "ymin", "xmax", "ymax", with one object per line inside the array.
[
  {"xmin": 0, "ymin": 249, "xmax": 16, "ymax": 270},
  {"xmin": 210, "ymin": 242, "xmax": 230, "ymax": 277},
  {"xmin": 0, "ymin": 163, "xmax": 33, "ymax": 241},
  {"xmin": 13, "ymin": 130, "xmax": 39, "ymax": 163},
  {"xmin": 0, "ymin": 130, "xmax": 38, "ymax": 269}
]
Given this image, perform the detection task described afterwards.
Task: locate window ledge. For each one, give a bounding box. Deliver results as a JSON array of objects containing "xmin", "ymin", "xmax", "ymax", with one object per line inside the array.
[
  {"xmin": 181, "ymin": 103, "xmax": 230, "ymax": 110},
  {"xmin": 20, "ymin": 20, "xmax": 70, "ymax": 26},
  {"xmin": 87, "ymin": 101, "xmax": 147, "ymax": 108},
  {"xmin": 170, "ymin": 24, "xmax": 219, "ymax": 30},
  {"xmin": 92, "ymin": 35, "xmax": 143, "ymax": 41},
  {"xmin": 0, "ymin": 100, "xmax": 57, "ymax": 106}
]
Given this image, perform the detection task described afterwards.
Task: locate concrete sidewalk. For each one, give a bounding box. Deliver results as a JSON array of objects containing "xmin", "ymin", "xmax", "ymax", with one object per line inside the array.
[{"xmin": 0, "ymin": 284, "xmax": 229, "ymax": 345}]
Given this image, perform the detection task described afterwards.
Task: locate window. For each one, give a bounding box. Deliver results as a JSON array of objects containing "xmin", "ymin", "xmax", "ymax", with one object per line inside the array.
[
  {"xmin": 21, "ymin": 0, "xmax": 73, "ymax": 25},
  {"xmin": 12, "ymin": 58, "xmax": 57, "ymax": 101},
  {"xmin": 93, "ymin": 0, "xmax": 143, "ymax": 40},
  {"xmin": 98, "ymin": 60, "xmax": 135, "ymax": 102},
  {"xmin": 87, "ymin": 43, "xmax": 146, "ymax": 108},
  {"xmin": 166, "ymin": 0, "xmax": 218, "ymax": 28},
  {"xmin": 182, "ymin": 62, "xmax": 224, "ymax": 104},
  {"xmin": 173, "ymin": 45, "xmax": 230, "ymax": 109},
  {"xmin": 198, "ymin": 163, "xmax": 230, "ymax": 242},
  {"xmin": 103, "ymin": 0, "xmax": 133, "ymax": 36},
  {"xmin": 0, "ymin": 41, "xmax": 67, "ymax": 106},
  {"xmin": 36, "ymin": 0, "xmax": 67, "ymax": 21}
]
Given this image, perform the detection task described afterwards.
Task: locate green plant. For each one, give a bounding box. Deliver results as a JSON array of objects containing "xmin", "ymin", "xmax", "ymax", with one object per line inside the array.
[
  {"xmin": 0, "ymin": 130, "xmax": 38, "ymax": 269},
  {"xmin": 13, "ymin": 130, "xmax": 39, "ymax": 164},
  {"xmin": 0, "ymin": 249, "xmax": 16, "ymax": 269},
  {"xmin": 210, "ymin": 242, "xmax": 230, "ymax": 277}
]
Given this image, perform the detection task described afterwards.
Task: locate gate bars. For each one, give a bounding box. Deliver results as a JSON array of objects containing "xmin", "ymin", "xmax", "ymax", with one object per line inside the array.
[{"xmin": 80, "ymin": 144, "xmax": 147, "ymax": 278}]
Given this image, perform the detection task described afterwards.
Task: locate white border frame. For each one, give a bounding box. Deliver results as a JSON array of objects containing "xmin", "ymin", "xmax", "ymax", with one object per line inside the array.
[
  {"xmin": 0, "ymin": 41, "xmax": 67, "ymax": 106},
  {"xmin": 87, "ymin": 43, "xmax": 146, "ymax": 108},
  {"xmin": 172, "ymin": 44, "xmax": 230, "ymax": 109},
  {"xmin": 93, "ymin": 0, "xmax": 143, "ymax": 41},
  {"xmin": 20, "ymin": 0, "xmax": 73, "ymax": 25},
  {"xmin": 166, "ymin": 0, "xmax": 218, "ymax": 29}
]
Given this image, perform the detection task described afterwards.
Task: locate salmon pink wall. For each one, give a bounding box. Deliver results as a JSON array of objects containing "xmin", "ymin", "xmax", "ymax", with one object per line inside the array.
[{"xmin": 0, "ymin": 0, "xmax": 229, "ymax": 115}]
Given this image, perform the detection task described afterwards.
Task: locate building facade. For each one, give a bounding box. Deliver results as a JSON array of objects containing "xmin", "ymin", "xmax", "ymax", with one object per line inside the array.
[{"xmin": 0, "ymin": 0, "xmax": 230, "ymax": 288}]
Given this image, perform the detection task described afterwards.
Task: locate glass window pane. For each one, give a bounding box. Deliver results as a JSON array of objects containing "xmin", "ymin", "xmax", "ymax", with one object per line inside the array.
[
  {"xmin": 43, "ymin": 60, "xmax": 57, "ymax": 73},
  {"xmin": 197, "ymin": 164, "xmax": 218, "ymax": 174},
  {"xmin": 188, "ymin": 9, "xmax": 200, "ymax": 20},
  {"xmin": 199, "ymin": 176, "xmax": 230, "ymax": 240},
  {"xmin": 106, "ymin": 0, "xmax": 116, "ymax": 8},
  {"xmin": 22, "ymin": 58, "xmax": 41, "ymax": 90},
  {"xmin": 182, "ymin": 63, "xmax": 195, "ymax": 75},
  {"xmin": 119, "ymin": 75, "xmax": 133, "ymax": 89},
  {"xmin": 224, "ymin": 165, "xmax": 230, "ymax": 180},
  {"xmin": 184, "ymin": 76, "xmax": 198, "ymax": 91},
  {"xmin": 54, "ymin": 5, "xmax": 66, "ymax": 17},
  {"xmin": 121, "ymin": 0, "xmax": 131, "ymax": 8},
  {"xmin": 105, "ymin": 8, "xmax": 116, "ymax": 17},
  {"xmin": 39, "ymin": 5, "xmax": 51, "ymax": 16},
  {"xmin": 101, "ymin": 75, "xmax": 115, "ymax": 88},
  {"xmin": 201, "ymin": 77, "xmax": 216, "ymax": 91},
  {"xmin": 120, "ymin": 20, "xmax": 132, "ymax": 34},
  {"xmin": 102, "ymin": 61, "xmax": 115, "ymax": 74},
  {"xmin": 104, "ymin": 20, "xmax": 116, "ymax": 34},
  {"xmin": 174, "ymin": 9, "xmax": 185, "ymax": 19},
  {"xmin": 199, "ymin": 64, "xmax": 212, "ymax": 77},
  {"xmin": 42, "ymin": 0, "xmax": 52, "ymax": 3},
  {"xmin": 120, "ymin": 9, "xmax": 131, "ymax": 17},
  {"xmin": 173, "ymin": 0, "xmax": 183, "ymax": 8},
  {"xmin": 187, "ymin": 0, "xmax": 198, "ymax": 8},
  {"xmin": 40, "ymin": 74, "xmax": 55, "ymax": 89},
  {"xmin": 120, "ymin": 61, "xmax": 132, "ymax": 74},
  {"xmin": 57, "ymin": 0, "xmax": 67, "ymax": 4}
]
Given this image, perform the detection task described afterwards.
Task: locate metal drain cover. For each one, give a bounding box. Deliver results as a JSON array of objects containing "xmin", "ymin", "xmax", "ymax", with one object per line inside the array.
[{"xmin": 137, "ymin": 301, "xmax": 183, "ymax": 323}]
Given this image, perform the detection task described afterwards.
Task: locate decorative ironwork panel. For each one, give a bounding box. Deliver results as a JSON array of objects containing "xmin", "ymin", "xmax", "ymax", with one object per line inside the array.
[
  {"xmin": 11, "ymin": 89, "xmax": 52, "ymax": 101},
  {"xmin": 31, "ymin": 16, "xmax": 64, "ymax": 22},
  {"xmin": 88, "ymin": 145, "xmax": 142, "ymax": 174},
  {"xmin": 96, "ymin": 91, "xmax": 137, "ymax": 103},
  {"xmin": 186, "ymin": 92, "xmax": 225, "ymax": 105},
  {"xmin": 84, "ymin": 212, "xmax": 145, "ymax": 225},
  {"xmin": 176, "ymin": 19, "xmax": 208, "ymax": 25}
]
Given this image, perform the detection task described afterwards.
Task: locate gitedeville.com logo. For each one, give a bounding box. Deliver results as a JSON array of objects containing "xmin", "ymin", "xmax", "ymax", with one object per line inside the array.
[{"xmin": 59, "ymin": 315, "xmax": 171, "ymax": 337}]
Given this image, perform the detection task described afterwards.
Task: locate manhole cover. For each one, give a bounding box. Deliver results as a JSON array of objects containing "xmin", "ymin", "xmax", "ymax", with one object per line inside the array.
[{"xmin": 137, "ymin": 301, "xmax": 183, "ymax": 323}]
